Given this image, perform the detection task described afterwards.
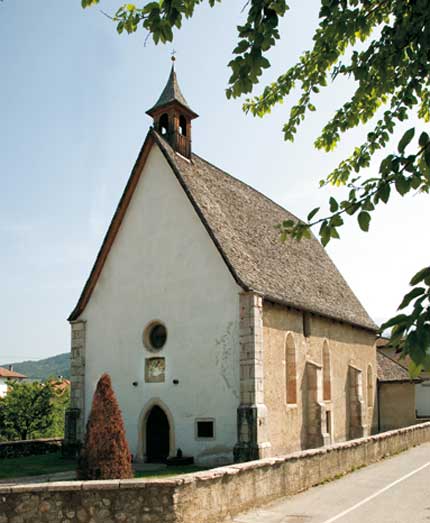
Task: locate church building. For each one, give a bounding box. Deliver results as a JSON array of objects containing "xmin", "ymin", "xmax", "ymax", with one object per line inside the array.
[{"xmin": 67, "ymin": 63, "xmax": 378, "ymax": 465}]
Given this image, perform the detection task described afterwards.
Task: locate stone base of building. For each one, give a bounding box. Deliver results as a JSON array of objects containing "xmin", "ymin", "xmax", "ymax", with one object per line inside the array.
[
  {"xmin": 234, "ymin": 404, "xmax": 271, "ymax": 462},
  {"xmin": 233, "ymin": 441, "xmax": 271, "ymax": 462}
]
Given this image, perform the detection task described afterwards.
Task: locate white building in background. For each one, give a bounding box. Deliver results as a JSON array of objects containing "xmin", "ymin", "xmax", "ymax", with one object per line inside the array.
[
  {"xmin": 415, "ymin": 381, "xmax": 430, "ymax": 417},
  {"xmin": 0, "ymin": 366, "xmax": 26, "ymax": 397}
]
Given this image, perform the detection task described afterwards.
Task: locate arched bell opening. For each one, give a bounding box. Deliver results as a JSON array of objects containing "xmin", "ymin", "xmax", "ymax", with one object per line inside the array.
[
  {"xmin": 159, "ymin": 113, "xmax": 169, "ymax": 136},
  {"xmin": 179, "ymin": 114, "xmax": 187, "ymax": 136}
]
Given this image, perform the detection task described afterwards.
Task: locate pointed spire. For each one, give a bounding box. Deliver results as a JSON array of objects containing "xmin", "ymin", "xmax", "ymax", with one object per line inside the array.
[
  {"xmin": 146, "ymin": 60, "xmax": 197, "ymax": 118},
  {"xmin": 147, "ymin": 59, "xmax": 198, "ymax": 158}
]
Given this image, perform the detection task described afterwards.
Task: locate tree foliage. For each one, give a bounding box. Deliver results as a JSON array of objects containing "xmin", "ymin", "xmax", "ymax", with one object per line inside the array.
[
  {"xmin": 0, "ymin": 381, "xmax": 54, "ymax": 441},
  {"xmin": 82, "ymin": 0, "xmax": 430, "ymax": 367},
  {"xmin": 78, "ymin": 373, "xmax": 132, "ymax": 480},
  {"xmin": 41, "ymin": 379, "xmax": 71, "ymax": 439}
]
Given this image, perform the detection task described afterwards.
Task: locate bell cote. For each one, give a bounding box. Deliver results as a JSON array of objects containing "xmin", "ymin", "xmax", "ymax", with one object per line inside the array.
[{"xmin": 146, "ymin": 61, "xmax": 198, "ymax": 159}]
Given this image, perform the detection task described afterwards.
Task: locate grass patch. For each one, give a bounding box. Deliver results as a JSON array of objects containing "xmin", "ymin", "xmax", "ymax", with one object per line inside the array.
[
  {"xmin": 134, "ymin": 465, "xmax": 207, "ymax": 478},
  {"xmin": 0, "ymin": 454, "xmax": 207, "ymax": 481},
  {"xmin": 0, "ymin": 452, "xmax": 76, "ymax": 479}
]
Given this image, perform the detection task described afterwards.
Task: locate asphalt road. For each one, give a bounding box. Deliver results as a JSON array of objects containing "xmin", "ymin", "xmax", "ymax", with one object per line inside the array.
[{"xmin": 232, "ymin": 442, "xmax": 430, "ymax": 523}]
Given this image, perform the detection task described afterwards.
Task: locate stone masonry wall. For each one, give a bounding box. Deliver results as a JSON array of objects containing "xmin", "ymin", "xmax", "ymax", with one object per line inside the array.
[
  {"xmin": 234, "ymin": 292, "xmax": 271, "ymax": 462},
  {"xmin": 348, "ymin": 365, "xmax": 366, "ymax": 439},
  {"xmin": 305, "ymin": 362, "xmax": 326, "ymax": 449},
  {"xmin": 68, "ymin": 321, "xmax": 86, "ymax": 443},
  {"xmin": 262, "ymin": 302, "xmax": 377, "ymax": 456},
  {"xmin": 2, "ymin": 422, "xmax": 430, "ymax": 523}
]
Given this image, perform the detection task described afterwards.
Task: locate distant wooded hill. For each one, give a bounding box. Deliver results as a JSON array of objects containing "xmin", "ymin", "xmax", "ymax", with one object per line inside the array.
[{"xmin": 1, "ymin": 353, "xmax": 70, "ymax": 380}]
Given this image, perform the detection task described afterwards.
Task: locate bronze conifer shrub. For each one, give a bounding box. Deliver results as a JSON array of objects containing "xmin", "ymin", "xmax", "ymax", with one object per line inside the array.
[{"xmin": 77, "ymin": 373, "xmax": 133, "ymax": 480}]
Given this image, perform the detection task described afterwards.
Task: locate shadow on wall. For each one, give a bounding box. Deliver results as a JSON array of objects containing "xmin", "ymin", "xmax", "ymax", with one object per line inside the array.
[
  {"xmin": 344, "ymin": 371, "xmax": 350, "ymax": 438},
  {"xmin": 263, "ymin": 306, "xmax": 373, "ymax": 346},
  {"xmin": 300, "ymin": 365, "xmax": 308, "ymax": 449}
]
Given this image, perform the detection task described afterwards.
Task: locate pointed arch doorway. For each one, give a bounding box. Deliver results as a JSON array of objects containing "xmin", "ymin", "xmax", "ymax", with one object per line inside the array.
[{"xmin": 146, "ymin": 405, "xmax": 170, "ymax": 463}]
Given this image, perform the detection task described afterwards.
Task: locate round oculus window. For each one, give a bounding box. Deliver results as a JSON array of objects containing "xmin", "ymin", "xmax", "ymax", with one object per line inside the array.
[{"xmin": 143, "ymin": 322, "xmax": 167, "ymax": 351}]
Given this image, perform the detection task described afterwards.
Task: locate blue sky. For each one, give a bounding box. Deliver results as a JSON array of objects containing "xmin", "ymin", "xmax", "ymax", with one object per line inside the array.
[{"xmin": 1, "ymin": 0, "xmax": 429, "ymax": 363}]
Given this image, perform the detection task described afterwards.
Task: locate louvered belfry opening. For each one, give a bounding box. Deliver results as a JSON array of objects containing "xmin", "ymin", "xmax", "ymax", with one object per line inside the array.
[{"xmin": 146, "ymin": 63, "xmax": 198, "ymax": 159}]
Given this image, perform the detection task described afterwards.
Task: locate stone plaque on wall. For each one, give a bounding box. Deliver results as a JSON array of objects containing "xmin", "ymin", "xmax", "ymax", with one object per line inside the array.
[{"xmin": 145, "ymin": 357, "xmax": 165, "ymax": 383}]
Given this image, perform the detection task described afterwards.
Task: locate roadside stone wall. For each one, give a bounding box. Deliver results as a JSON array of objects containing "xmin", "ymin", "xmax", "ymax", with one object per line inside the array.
[
  {"xmin": 0, "ymin": 438, "xmax": 62, "ymax": 459},
  {"xmin": 1, "ymin": 422, "xmax": 430, "ymax": 523}
]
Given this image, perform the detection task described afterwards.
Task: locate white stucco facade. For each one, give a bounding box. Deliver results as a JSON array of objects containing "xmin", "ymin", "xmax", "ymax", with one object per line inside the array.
[
  {"xmin": 78, "ymin": 145, "xmax": 241, "ymax": 465},
  {"xmin": 416, "ymin": 381, "xmax": 430, "ymax": 417},
  {"xmin": 0, "ymin": 378, "xmax": 8, "ymax": 398}
]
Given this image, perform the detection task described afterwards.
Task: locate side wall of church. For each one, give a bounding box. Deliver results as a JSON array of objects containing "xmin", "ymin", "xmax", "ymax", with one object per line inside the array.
[
  {"xmin": 77, "ymin": 145, "xmax": 241, "ymax": 466},
  {"xmin": 262, "ymin": 302, "xmax": 377, "ymax": 456}
]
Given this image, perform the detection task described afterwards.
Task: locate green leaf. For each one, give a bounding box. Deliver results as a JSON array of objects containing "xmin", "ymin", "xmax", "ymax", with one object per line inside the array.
[
  {"xmin": 233, "ymin": 40, "xmax": 249, "ymax": 54},
  {"xmin": 345, "ymin": 202, "xmax": 360, "ymax": 215},
  {"xmin": 398, "ymin": 287, "xmax": 426, "ymax": 310},
  {"xmin": 378, "ymin": 183, "xmax": 390, "ymax": 203},
  {"xmin": 425, "ymin": 145, "xmax": 430, "ymax": 168},
  {"xmin": 381, "ymin": 314, "xmax": 410, "ymax": 330},
  {"xmin": 357, "ymin": 211, "xmax": 371, "ymax": 232},
  {"xmin": 410, "ymin": 267, "xmax": 430, "ymax": 285},
  {"xmin": 395, "ymin": 175, "xmax": 410, "ymax": 195},
  {"xmin": 330, "ymin": 227, "xmax": 340, "ymax": 239},
  {"xmin": 398, "ymin": 128, "xmax": 415, "ymax": 154},
  {"xmin": 330, "ymin": 214, "xmax": 343, "ymax": 227},
  {"xmin": 307, "ymin": 207, "xmax": 320, "ymax": 222},
  {"xmin": 419, "ymin": 131, "xmax": 429, "ymax": 147},
  {"xmin": 329, "ymin": 197, "xmax": 338, "ymax": 212},
  {"xmin": 406, "ymin": 330, "xmax": 427, "ymax": 367},
  {"xmin": 319, "ymin": 221, "xmax": 331, "ymax": 247},
  {"xmin": 408, "ymin": 360, "xmax": 423, "ymax": 379},
  {"xmin": 362, "ymin": 199, "xmax": 375, "ymax": 211}
]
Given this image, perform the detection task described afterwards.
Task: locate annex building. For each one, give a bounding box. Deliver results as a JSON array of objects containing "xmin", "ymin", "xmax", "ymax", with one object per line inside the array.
[{"xmin": 67, "ymin": 63, "xmax": 379, "ymax": 465}]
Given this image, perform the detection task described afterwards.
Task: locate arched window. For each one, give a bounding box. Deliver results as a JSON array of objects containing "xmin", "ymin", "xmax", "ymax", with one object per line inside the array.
[
  {"xmin": 179, "ymin": 115, "xmax": 187, "ymax": 136},
  {"xmin": 159, "ymin": 113, "xmax": 169, "ymax": 135},
  {"xmin": 323, "ymin": 341, "xmax": 331, "ymax": 401},
  {"xmin": 367, "ymin": 365, "xmax": 373, "ymax": 407},
  {"xmin": 285, "ymin": 333, "xmax": 297, "ymax": 404}
]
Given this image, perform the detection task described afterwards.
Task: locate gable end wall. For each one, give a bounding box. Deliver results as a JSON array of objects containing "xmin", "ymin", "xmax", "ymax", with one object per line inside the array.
[{"xmin": 73, "ymin": 145, "xmax": 242, "ymax": 465}]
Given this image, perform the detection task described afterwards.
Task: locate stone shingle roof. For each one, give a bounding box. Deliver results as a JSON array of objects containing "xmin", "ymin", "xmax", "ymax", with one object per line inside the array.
[
  {"xmin": 69, "ymin": 129, "xmax": 377, "ymax": 331},
  {"xmin": 146, "ymin": 66, "xmax": 197, "ymax": 117},
  {"xmin": 154, "ymin": 132, "xmax": 377, "ymax": 331},
  {"xmin": 377, "ymin": 351, "xmax": 420, "ymax": 383}
]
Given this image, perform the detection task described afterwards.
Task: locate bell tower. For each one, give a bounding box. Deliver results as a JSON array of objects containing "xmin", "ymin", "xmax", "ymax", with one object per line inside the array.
[{"xmin": 146, "ymin": 57, "xmax": 198, "ymax": 159}]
